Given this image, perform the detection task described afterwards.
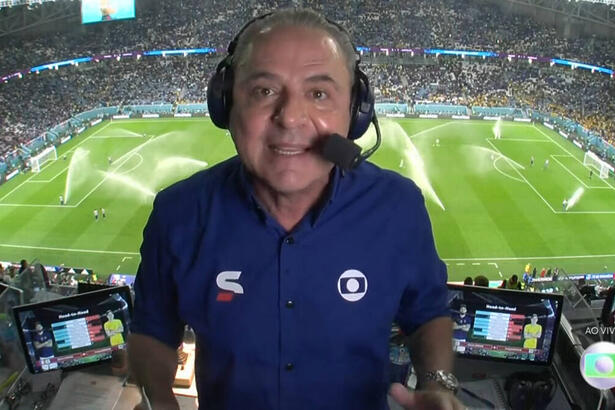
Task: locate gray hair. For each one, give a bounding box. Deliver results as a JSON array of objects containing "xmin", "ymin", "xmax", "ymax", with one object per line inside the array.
[{"xmin": 230, "ymin": 8, "xmax": 358, "ymax": 83}]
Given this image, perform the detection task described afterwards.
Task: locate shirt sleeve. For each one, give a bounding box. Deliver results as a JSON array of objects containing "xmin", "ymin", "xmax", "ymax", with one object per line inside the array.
[
  {"xmin": 395, "ymin": 192, "xmax": 449, "ymax": 335},
  {"xmin": 131, "ymin": 194, "xmax": 184, "ymax": 349}
]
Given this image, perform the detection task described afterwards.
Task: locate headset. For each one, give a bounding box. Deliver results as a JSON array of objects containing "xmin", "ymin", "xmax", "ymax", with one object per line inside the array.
[
  {"xmin": 207, "ymin": 11, "xmax": 381, "ymax": 169},
  {"xmin": 504, "ymin": 371, "xmax": 557, "ymax": 410}
]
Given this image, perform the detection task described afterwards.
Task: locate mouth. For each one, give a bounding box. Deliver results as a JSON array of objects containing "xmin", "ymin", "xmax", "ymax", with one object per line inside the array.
[{"xmin": 270, "ymin": 145, "xmax": 310, "ymax": 156}]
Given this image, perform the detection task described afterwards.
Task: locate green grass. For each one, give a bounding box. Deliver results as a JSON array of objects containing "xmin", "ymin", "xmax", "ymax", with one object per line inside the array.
[{"xmin": 1, "ymin": 117, "xmax": 614, "ymax": 282}]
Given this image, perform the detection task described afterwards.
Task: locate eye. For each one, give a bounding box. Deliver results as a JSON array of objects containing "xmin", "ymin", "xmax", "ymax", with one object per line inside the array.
[
  {"xmin": 251, "ymin": 87, "xmax": 275, "ymax": 99},
  {"xmin": 312, "ymin": 90, "xmax": 327, "ymax": 100},
  {"xmin": 260, "ymin": 88, "xmax": 273, "ymax": 97}
]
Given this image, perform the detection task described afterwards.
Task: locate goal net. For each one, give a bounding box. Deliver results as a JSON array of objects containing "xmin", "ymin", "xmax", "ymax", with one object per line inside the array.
[
  {"xmin": 583, "ymin": 151, "xmax": 613, "ymax": 179},
  {"xmin": 30, "ymin": 146, "xmax": 57, "ymax": 173}
]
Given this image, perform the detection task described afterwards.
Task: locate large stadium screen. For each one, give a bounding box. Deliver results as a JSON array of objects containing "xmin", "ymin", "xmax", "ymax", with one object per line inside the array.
[
  {"xmin": 447, "ymin": 284, "xmax": 563, "ymax": 365},
  {"xmin": 81, "ymin": 0, "xmax": 135, "ymax": 24}
]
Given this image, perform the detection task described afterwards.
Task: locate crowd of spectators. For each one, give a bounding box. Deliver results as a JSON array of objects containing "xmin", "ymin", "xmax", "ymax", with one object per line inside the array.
[{"xmin": 1, "ymin": 0, "xmax": 614, "ymax": 158}]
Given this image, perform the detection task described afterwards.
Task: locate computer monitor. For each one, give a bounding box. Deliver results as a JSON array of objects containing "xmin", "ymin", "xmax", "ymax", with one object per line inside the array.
[
  {"xmin": 77, "ymin": 282, "xmax": 112, "ymax": 294},
  {"xmin": 12, "ymin": 286, "xmax": 132, "ymax": 374},
  {"xmin": 447, "ymin": 284, "xmax": 563, "ymax": 365}
]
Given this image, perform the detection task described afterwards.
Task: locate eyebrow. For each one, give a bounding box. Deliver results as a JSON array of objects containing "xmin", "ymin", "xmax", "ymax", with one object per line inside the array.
[
  {"xmin": 241, "ymin": 71, "xmax": 279, "ymax": 84},
  {"xmin": 240, "ymin": 72, "xmax": 342, "ymax": 90},
  {"xmin": 305, "ymin": 74, "xmax": 341, "ymax": 90}
]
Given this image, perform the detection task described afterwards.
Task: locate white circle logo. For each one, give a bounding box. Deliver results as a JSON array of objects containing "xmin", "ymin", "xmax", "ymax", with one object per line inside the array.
[
  {"xmin": 337, "ymin": 269, "xmax": 368, "ymax": 302},
  {"xmin": 580, "ymin": 341, "xmax": 615, "ymax": 390}
]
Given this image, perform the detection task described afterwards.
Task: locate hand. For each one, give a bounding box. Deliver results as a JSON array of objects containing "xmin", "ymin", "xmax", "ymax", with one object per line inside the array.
[{"xmin": 388, "ymin": 383, "xmax": 466, "ymax": 410}]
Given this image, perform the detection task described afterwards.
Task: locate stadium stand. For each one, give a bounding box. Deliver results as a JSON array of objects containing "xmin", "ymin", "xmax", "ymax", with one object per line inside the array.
[
  {"xmin": 0, "ymin": 0, "xmax": 613, "ymax": 169},
  {"xmin": 1, "ymin": 2, "xmax": 615, "ymax": 407}
]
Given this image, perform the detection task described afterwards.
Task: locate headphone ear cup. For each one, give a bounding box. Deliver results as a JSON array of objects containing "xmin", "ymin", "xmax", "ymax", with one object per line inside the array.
[
  {"xmin": 348, "ymin": 69, "xmax": 374, "ymax": 140},
  {"xmin": 207, "ymin": 64, "xmax": 232, "ymax": 129}
]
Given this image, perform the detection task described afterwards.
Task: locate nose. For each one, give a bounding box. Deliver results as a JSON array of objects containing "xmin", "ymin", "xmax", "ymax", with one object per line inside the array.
[{"xmin": 273, "ymin": 90, "xmax": 307, "ymax": 129}]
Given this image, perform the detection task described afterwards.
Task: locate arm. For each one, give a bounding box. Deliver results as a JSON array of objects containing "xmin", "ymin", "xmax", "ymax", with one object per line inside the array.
[
  {"xmin": 130, "ymin": 194, "xmax": 184, "ymax": 408},
  {"xmin": 408, "ymin": 316, "xmax": 454, "ymax": 391},
  {"xmin": 390, "ymin": 317, "xmax": 465, "ymax": 410},
  {"xmin": 128, "ymin": 333, "xmax": 179, "ymax": 410}
]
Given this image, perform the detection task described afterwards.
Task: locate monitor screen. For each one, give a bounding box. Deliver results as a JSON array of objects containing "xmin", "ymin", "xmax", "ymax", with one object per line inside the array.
[
  {"xmin": 107, "ymin": 274, "xmax": 136, "ymax": 287},
  {"xmin": 12, "ymin": 286, "xmax": 132, "ymax": 374},
  {"xmin": 447, "ymin": 284, "xmax": 563, "ymax": 365},
  {"xmin": 81, "ymin": 0, "xmax": 136, "ymax": 24}
]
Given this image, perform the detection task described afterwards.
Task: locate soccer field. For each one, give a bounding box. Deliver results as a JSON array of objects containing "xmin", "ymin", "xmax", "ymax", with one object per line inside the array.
[{"xmin": 1, "ymin": 117, "xmax": 614, "ymax": 282}]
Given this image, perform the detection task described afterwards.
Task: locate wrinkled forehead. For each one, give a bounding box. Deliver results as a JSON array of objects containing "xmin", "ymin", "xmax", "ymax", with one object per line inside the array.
[{"xmin": 234, "ymin": 25, "xmax": 351, "ymax": 80}]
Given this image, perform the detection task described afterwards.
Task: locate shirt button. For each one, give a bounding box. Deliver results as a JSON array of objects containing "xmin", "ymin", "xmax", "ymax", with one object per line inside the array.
[
  {"xmin": 285, "ymin": 300, "xmax": 294, "ymax": 308},
  {"xmin": 285, "ymin": 362, "xmax": 294, "ymax": 371},
  {"xmin": 284, "ymin": 236, "xmax": 295, "ymax": 245}
]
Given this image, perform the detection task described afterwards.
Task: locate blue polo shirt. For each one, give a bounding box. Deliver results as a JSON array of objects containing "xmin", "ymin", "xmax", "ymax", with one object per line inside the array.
[{"xmin": 132, "ymin": 156, "xmax": 448, "ymax": 410}]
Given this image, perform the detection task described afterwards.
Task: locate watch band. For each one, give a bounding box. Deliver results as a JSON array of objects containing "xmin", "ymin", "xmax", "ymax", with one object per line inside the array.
[{"xmin": 424, "ymin": 370, "xmax": 459, "ymax": 394}]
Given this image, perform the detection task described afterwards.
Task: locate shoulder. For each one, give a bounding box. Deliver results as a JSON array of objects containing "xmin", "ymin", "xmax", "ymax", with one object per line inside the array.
[
  {"xmin": 145, "ymin": 156, "xmax": 243, "ymax": 237},
  {"xmin": 346, "ymin": 161, "xmax": 424, "ymax": 205},
  {"xmin": 153, "ymin": 156, "xmax": 240, "ymax": 214}
]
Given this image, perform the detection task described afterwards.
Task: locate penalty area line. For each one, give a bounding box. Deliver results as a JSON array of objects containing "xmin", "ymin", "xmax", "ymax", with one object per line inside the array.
[{"xmin": 0, "ymin": 243, "xmax": 139, "ymax": 255}]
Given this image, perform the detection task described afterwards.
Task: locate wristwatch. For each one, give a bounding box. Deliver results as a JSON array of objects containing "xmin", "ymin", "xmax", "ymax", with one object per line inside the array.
[{"xmin": 424, "ymin": 370, "xmax": 459, "ymax": 394}]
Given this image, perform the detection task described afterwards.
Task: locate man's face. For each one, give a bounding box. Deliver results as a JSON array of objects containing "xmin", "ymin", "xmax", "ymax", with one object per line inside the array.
[
  {"xmin": 459, "ymin": 306, "xmax": 467, "ymax": 316},
  {"xmin": 531, "ymin": 315, "xmax": 538, "ymax": 324},
  {"xmin": 229, "ymin": 25, "xmax": 352, "ymax": 197},
  {"xmin": 35, "ymin": 323, "xmax": 43, "ymax": 333}
]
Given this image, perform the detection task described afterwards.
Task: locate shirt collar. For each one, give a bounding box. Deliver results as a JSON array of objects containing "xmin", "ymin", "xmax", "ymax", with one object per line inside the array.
[{"xmin": 234, "ymin": 159, "xmax": 345, "ymax": 230}]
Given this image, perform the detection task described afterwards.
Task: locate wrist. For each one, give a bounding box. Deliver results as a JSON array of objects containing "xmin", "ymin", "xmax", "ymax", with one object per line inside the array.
[{"xmin": 423, "ymin": 370, "xmax": 459, "ymax": 394}]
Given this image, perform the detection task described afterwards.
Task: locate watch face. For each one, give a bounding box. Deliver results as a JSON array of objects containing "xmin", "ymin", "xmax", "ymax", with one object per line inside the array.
[{"xmin": 429, "ymin": 371, "xmax": 459, "ymax": 392}]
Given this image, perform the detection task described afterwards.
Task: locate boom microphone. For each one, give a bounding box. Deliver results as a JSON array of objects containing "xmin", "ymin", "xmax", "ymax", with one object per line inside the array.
[
  {"xmin": 321, "ymin": 116, "xmax": 382, "ymax": 171},
  {"xmin": 321, "ymin": 134, "xmax": 362, "ymax": 171}
]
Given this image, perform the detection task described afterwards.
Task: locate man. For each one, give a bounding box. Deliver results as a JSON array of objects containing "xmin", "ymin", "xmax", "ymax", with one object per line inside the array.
[
  {"xmin": 103, "ymin": 310, "xmax": 125, "ymax": 347},
  {"xmin": 32, "ymin": 321, "xmax": 56, "ymax": 371},
  {"xmin": 452, "ymin": 304, "xmax": 471, "ymax": 351},
  {"xmin": 523, "ymin": 314, "xmax": 542, "ymax": 349},
  {"xmin": 130, "ymin": 9, "xmax": 461, "ymax": 410},
  {"xmin": 562, "ymin": 198, "xmax": 568, "ymax": 212},
  {"xmin": 93, "ymin": 208, "xmax": 99, "ymax": 221},
  {"xmin": 507, "ymin": 274, "xmax": 522, "ymax": 290}
]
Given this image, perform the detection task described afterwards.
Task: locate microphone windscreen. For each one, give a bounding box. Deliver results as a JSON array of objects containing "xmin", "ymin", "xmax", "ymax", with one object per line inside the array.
[{"xmin": 321, "ymin": 134, "xmax": 362, "ymax": 171}]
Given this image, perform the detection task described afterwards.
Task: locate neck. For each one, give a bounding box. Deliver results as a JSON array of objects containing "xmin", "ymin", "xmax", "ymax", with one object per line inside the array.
[{"xmin": 252, "ymin": 178, "xmax": 330, "ymax": 232}]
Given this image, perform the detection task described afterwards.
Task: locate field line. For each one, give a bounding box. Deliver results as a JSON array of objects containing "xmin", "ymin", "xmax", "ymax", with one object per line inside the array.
[
  {"xmin": 45, "ymin": 122, "xmax": 114, "ymax": 181},
  {"xmin": 444, "ymin": 254, "xmax": 615, "ymax": 261},
  {"xmin": 533, "ymin": 124, "xmax": 615, "ymax": 191},
  {"xmin": 0, "ymin": 203, "xmax": 70, "ymax": 208},
  {"xmin": 27, "ymin": 168, "xmax": 68, "ymax": 184},
  {"xmin": 0, "ymin": 243, "xmax": 138, "ymax": 255},
  {"xmin": 0, "ymin": 122, "xmax": 112, "ymax": 202},
  {"xmin": 549, "ymin": 155, "xmax": 589, "ymax": 188},
  {"xmin": 90, "ymin": 135, "xmax": 145, "ymax": 139},
  {"xmin": 486, "ymin": 139, "xmax": 556, "ymax": 213},
  {"xmin": 407, "ymin": 121, "xmax": 455, "ymax": 138},
  {"xmin": 73, "ymin": 136, "xmax": 153, "ymax": 207},
  {"xmin": 487, "ymin": 138, "xmax": 550, "ymax": 143},
  {"xmin": 0, "ymin": 169, "xmax": 40, "ymax": 202},
  {"xmin": 564, "ymin": 210, "xmax": 615, "ymax": 214},
  {"xmin": 492, "ymin": 157, "xmax": 524, "ymax": 183}
]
